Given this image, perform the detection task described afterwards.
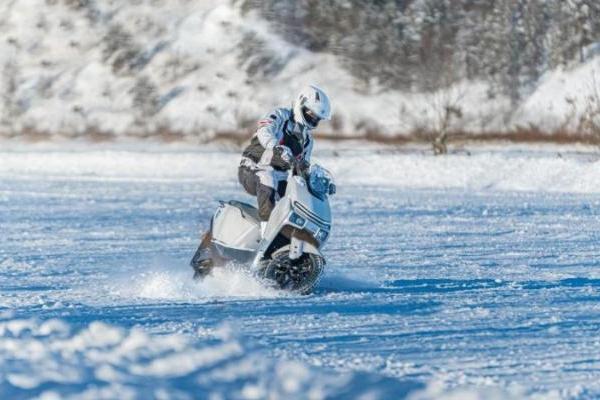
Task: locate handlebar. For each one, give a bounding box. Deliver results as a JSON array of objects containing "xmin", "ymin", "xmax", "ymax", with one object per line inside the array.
[{"xmin": 289, "ymin": 159, "xmax": 309, "ymax": 179}]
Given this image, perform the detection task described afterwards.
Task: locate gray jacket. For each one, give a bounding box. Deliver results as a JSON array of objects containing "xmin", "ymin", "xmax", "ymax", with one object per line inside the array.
[{"xmin": 241, "ymin": 107, "xmax": 314, "ymax": 172}]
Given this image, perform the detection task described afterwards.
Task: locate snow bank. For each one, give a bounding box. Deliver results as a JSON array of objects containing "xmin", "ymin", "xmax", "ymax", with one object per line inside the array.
[
  {"xmin": 515, "ymin": 56, "xmax": 600, "ymax": 133},
  {"xmin": 0, "ymin": 149, "xmax": 238, "ymax": 181},
  {"xmin": 329, "ymin": 150, "xmax": 600, "ymax": 194},
  {"xmin": 0, "ymin": 316, "xmax": 535, "ymax": 399},
  {"xmin": 2, "ymin": 146, "xmax": 600, "ymax": 194},
  {"xmin": 0, "ymin": 317, "xmax": 426, "ymax": 399}
]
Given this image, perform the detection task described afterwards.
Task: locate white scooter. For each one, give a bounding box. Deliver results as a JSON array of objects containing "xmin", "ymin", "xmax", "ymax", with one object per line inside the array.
[{"xmin": 191, "ymin": 163, "xmax": 335, "ymax": 294}]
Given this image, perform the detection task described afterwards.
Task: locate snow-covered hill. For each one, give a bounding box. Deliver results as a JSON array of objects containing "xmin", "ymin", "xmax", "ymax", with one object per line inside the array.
[{"xmin": 0, "ymin": 0, "xmax": 599, "ymax": 140}]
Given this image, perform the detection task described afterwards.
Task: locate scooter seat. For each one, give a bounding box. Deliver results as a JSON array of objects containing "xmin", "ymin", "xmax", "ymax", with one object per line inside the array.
[{"xmin": 227, "ymin": 200, "xmax": 260, "ymax": 225}]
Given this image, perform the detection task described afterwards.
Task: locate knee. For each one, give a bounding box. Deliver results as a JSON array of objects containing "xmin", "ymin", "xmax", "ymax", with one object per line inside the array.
[{"xmin": 239, "ymin": 167, "xmax": 258, "ymax": 196}]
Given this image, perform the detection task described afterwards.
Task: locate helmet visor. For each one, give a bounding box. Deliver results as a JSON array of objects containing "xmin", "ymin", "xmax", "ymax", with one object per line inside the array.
[{"xmin": 302, "ymin": 107, "xmax": 321, "ymax": 128}]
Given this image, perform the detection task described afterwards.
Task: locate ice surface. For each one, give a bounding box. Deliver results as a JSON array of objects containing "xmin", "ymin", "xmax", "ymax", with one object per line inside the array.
[{"xmin": 2, "ymin": 145, "xmax": 600, "ymax": 398}]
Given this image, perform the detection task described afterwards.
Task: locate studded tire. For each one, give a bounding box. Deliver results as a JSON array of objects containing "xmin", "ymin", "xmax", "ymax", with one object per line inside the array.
[{"xmin": 259, "ymin": 250, "xmax": 324, "ymax": 295}]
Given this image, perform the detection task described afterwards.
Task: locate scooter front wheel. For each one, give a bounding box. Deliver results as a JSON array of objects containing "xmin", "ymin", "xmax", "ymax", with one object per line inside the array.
[{"xmin": 258, "ymin": 250, "xmax": 324, "ymax": 294}]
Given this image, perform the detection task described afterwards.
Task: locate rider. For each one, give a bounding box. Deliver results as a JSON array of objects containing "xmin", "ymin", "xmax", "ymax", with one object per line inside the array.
[
  {"xmin": 238, "ymin": 85, "xmax": 332, "ymax": 236},
  {"xmin": 190, "ymin": 85, "xmax": 332, "ymax": 278}
]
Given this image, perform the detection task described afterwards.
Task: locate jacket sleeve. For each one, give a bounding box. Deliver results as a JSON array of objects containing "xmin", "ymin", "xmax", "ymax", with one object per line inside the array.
[
  {"xmin": 255, "ymin": 108, "xmax": 286, "ymax": 149},
  {"xmin": 303, "ymin": 132, "xmax": 314, "ymax": 163}
]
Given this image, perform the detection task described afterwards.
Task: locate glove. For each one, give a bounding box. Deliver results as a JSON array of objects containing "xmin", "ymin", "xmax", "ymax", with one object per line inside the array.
[
  {"xmin": 271, "ymin": 145, "xmax": 293, "ymax": 170},
  {"xmin": 328, "ymin": 183, "xmax": 336, "ymax": 195},
  {"xmin": 297, "ymin": 159, "xmax": 310, "ymax": 175}
]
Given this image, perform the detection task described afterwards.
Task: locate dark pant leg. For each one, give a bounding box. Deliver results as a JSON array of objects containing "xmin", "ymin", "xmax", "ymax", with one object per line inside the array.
[
  {"xmin": 256, "ymin": 183, "xmax": 276, "ymax": 221},
  {"xmin": 238, "ymin": 166, "xmax": 276, "ymax": 221},
  {"xmin": 277, "ymin": 180, "xmax": 287, "ymax": 198},
  {"xmin": 238, "ymin": 166, "xmax": 258, "ymax": 196}
]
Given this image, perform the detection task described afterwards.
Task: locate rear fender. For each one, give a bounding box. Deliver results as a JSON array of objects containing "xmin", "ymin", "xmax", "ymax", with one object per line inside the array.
[{"xmin": 212, "ymin": 203, "xmax": 261, "ymax": 252}]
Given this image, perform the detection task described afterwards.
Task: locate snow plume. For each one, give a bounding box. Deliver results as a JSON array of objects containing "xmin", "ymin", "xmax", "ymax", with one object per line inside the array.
[{"xmin": 109, "ymin": 259, "xmax": 284, "ymax": 302}]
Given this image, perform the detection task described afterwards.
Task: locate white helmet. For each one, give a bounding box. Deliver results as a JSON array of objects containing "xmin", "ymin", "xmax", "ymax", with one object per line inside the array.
[{"xmin": 293, "ymin": 85, "xmax": 332, "ymax": 129}]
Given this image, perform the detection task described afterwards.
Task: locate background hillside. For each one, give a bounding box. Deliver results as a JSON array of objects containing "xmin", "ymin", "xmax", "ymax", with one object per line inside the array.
[{"xmin": 1, "ymin": 0, "xmax": 599, "ymax": 143}]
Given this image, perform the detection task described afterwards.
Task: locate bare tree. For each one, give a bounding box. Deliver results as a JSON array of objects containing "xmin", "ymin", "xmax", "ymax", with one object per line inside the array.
[{"xmin": 430, "ymin": 86, "xmax": 465, "ymax": 155}]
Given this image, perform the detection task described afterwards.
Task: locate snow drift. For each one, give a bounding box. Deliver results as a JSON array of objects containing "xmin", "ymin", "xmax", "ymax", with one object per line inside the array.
[
  {"xmin": 2, "ymin": 145, "xmax": 600, "ymax": 194},
  {"xmin": 0, "ymin": 315, "xmax": 532, "ymax": 399},
  {"xmin": 0, "ymin": 316, "xmax": 423, "ymax": 399}
]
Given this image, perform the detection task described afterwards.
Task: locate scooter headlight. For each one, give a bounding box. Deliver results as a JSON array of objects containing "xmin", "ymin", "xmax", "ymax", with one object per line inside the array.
[
  {"xmin": 309, "ymin": 165, "xmax": 334, "ymax": 200},
  {"xmin": 290, "ymin": 212, "xmax": 306, "ymax": 227}
]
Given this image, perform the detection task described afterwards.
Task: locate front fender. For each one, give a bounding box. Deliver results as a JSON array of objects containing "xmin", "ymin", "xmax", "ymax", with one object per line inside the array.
[{"xmin": 273, "ymin": 240, "xmax": 324, "ymax": 259}]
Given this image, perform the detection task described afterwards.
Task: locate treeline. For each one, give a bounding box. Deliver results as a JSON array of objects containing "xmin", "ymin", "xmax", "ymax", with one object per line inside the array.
[{"xmin": 242, "ymin": 0, "xmax": 600, "ymax": 106}]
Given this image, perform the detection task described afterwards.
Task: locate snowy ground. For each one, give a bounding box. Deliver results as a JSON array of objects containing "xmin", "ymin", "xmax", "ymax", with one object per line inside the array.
[{"xmin": 2, "ymin": 142, "xmax": 600, "ymax": 399}]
